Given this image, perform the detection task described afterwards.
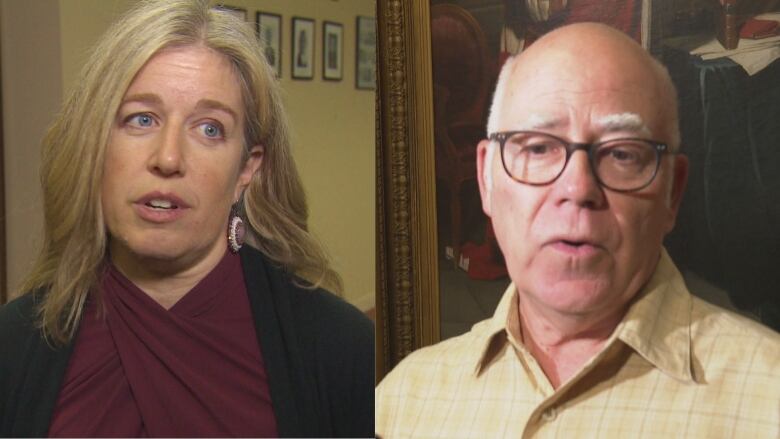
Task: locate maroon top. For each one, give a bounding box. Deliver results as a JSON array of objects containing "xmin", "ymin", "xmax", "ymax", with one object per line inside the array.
[{"xmin": 48, "ymin": 251, "xmax": 278, "ymax": 437}]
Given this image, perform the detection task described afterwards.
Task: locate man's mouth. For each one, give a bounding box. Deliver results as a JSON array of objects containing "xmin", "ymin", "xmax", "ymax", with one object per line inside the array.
[{"xmin": 548, "ymin": 238, "xmax": 602, "ymax": 256}]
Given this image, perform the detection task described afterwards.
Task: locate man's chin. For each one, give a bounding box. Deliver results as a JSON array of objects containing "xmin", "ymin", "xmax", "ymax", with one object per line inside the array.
[{"xmin": 522, "ymin": 276, "xmax": 616, "ymax": 316}]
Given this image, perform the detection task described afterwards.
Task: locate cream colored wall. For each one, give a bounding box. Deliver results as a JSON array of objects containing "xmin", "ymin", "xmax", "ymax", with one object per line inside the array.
[
  {"xmin": 59, "ymin": 0, "xmax": 139, "ymax": 91},
  {"xmin": 0, "ymin": 0, "xmax": 63, "ymax": 299},
  {"xmin": 2, "ymin": 0, "xmax": 375, "ymax": 310}
]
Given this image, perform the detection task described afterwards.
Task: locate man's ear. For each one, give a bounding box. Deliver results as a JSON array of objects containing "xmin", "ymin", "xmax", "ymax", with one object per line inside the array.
[
  {"xmin": 476, "ymin": 139, "xmax": 493, "ymax": 216},
  {"xmin": 235, "ymin": 144, "xmax": 264, "ymax": 201},
  {"xmin": 665, "ymin": 153, "xmax": 689, "ymax": 233}
]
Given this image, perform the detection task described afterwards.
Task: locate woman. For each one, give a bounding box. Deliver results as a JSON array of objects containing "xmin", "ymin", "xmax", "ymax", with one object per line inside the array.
[{"xmin": 0, "ymin": 0, "xmax": 374, "ymax": 437}]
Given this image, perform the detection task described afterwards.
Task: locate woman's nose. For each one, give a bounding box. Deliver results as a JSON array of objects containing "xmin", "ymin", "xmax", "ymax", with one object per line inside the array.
[{"xmin": 148, "ymin": 125, "xmax": 185, "ymax": 176}]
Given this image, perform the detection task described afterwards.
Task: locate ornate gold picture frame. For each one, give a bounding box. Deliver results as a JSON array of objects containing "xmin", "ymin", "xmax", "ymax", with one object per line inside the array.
[{"xmin": 376, "ymin": 0, "xmax": 439, "ymax": 381}]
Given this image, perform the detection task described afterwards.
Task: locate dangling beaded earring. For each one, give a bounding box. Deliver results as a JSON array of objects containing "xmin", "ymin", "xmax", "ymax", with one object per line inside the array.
[{"xmin": 228, "ymin": 202, "xmax": 245, "ymax": 253}]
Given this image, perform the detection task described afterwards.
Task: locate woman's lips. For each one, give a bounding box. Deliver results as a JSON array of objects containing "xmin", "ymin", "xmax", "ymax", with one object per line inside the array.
[
  {"xmin": 134, "ymin": 203, "xmax": 188, "ymax": 223},
  {"xmin": 134, "ymin": 192, "xmax": 190, "ymax": 223}
]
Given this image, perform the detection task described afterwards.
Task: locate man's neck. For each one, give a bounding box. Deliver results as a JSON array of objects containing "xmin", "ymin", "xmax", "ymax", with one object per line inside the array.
[{"xmin": 517, "ymin": 297, "xmax": 627, "ymax": 389}]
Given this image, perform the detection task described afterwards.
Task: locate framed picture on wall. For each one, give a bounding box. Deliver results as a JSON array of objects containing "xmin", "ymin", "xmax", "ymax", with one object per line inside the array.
[
  {"xmin": 256, "ymin": 12, "xmax": 282, "ymax": 78},
  {"xmin": 291, "ymin": 17, "xmax": 315, "ymax": 80},
  {"xmin": 323, "ymin": 21, "xmax": 343, "ymax": 81},
  {"xmin": 217, "ymin": 5, "xmax": 247, "ymax": 21},
  {"xmin": 355, "ymin": 16, "xmax": 376, "ymax": 90}
]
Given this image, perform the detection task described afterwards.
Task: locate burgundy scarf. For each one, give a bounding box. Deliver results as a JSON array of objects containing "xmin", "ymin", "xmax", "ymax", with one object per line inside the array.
[{"xmin": 49, "ymin": 251, "xmax": 278, "ymax": 437}]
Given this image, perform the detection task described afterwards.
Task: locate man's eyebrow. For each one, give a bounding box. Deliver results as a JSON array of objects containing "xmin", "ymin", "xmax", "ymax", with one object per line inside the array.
[
  {"xmin": 195, "ymin": 99, "xmax": 239, "ymax": 122},
  {"xmin": 596, "ymin": 113, "xmax": 651, "ymax": 136}
]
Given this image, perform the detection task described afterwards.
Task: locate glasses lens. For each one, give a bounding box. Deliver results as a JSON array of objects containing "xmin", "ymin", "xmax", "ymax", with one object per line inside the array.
[
  {"xmin": 594, "ymin": 140, "xmax": 658, "ymax": 190},
  {"xmin": 502, "ymin": 133, "xmax": 566, "ymax": 184}
]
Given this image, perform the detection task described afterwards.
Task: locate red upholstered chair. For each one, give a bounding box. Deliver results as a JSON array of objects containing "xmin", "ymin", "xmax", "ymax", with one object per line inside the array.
[{"xmin": 431, "ymin": 4, "xmax": 493, "ymax": 259}]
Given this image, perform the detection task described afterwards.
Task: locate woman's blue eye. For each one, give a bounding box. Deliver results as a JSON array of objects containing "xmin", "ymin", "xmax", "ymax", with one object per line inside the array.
[
  {"xmin": 201, "ymin": 123, "xmax": 223, "ymax": 138},
  {"xmin": 132, "ymin": 114, "xmax": 154, "ymax": 127}
]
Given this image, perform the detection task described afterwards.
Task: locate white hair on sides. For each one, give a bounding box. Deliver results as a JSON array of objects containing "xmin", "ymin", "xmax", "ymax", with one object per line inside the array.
[
  {"xmin": 484, "ymin": 55, "xmax": 522, "ymax": 191},
  {"xmin": 642, "ymin": 56, "xmax": 681, "ymax": 151},
  {"xmin": 484, "ymin": 141, "xmax": 497, "ymax": 192},
  {"xmin": 486, "ymin": 55, "xmax": 519, "ymax": 136}
]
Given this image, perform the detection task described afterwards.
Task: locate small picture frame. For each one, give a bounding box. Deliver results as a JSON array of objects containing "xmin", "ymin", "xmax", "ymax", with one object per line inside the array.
[
  {"xmin": 291, "ymin": 17, "xmax": 315, "ymax": 80},
  {"xmin": 322, "ymin": 22, "xmax": 344, "ymax": 81},
  {"xmin": 257, "ymin": 12, "xmax": 282, "ymax": 78},
  {"xmin": 355, "ymin": 16, "xmax": 376, "ymax": 90},
  {"xmin": 217, "ymin": 5, "xmax": 247, "ymax": 21}
]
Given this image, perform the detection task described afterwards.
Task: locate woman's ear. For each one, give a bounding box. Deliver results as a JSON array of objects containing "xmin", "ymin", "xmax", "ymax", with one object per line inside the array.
[{"xmin": 235, "ymin": 144, "xmax": 264, "ymax": 200}]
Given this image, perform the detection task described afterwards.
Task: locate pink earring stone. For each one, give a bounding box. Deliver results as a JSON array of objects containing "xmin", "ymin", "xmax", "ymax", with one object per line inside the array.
[{"xmin": 228, "ymin": 216, "xmax": 245, "ymax": 253}]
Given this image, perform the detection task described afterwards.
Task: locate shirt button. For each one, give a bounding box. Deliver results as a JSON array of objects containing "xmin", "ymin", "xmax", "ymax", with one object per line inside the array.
[{"xmin": 541, "ymin": 407, "xmax": 557, "ymax": 422}]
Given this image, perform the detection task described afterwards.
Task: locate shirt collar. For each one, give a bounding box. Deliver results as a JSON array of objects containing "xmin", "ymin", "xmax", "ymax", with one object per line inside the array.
[
  {"xmin": 615, "ymin": 248, "xmax": 695, "ymax": 383},
  {"xmin": 475, "ymin": 248, "xmax": 696, "ymax": 383}
]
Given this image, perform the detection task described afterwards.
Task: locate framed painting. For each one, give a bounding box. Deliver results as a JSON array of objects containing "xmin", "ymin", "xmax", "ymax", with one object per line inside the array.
[
  {"xmin": 291, "ymin": 17, "xmax": 315, "ymax": 80},
  {"xmin": 377, "ymin": 0, "xmax": 780, "ymax": 381},
  {"xmin": 356, "ymin": 16, "xmax": 377, "ymax": 90},
  {"xmin": 323, "ymin": 21, "xmax": 343, "ymax": 81},
  {"xmin": 257, "ymin": 12, "xmax": 282, "ymax": 78}
]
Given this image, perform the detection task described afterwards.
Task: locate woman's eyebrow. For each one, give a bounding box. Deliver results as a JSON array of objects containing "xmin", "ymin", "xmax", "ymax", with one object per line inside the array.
[
  {"xmin": 195, "ymin": 99, "xmax": 238, "ymax": 122},
  {"xmin": 121, "ymin": 93, "xmax": 163, "ymax": 106}
]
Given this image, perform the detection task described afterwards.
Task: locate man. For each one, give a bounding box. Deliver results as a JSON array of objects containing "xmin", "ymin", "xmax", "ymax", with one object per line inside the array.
[{"xmin": 376, "ymin": 23, "xmax": 780, "ymax": 438}]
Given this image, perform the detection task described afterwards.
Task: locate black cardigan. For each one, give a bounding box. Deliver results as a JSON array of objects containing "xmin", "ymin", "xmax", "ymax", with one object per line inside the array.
[{"xmin": 0, "ymin": 246, "xmax": 375, "ymax": 437}]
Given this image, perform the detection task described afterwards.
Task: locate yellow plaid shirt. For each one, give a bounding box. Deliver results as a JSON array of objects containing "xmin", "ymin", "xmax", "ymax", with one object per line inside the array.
[{"xmin": 376, "ymin": 250, "xmax": 780, "ymax": 438}]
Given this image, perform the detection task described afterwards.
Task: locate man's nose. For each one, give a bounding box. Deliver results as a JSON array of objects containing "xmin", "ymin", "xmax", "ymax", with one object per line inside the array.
[
  {"xmin": 552, "ymin": 150, "xmax": 605, "ymax": 208},
  {"xmin": 148, "ymin": 125, "xmax": 185, "ymax": 176}
]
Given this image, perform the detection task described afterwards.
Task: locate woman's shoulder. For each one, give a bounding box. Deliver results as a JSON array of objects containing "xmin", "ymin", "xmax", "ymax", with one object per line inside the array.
[
  {"xmin": 241, "ymin": 247, "xmax": 375, "ymax": 437},
  {"xmin": 0, "ymin": 292, "xmax": 48, "ymax": 395},
  {"xmin": 0, "ymin": 292, "xmax": 51, "ymax": 372},
  {"xmin": 242, "ymin": 247, "xmax": 374, "ymax": 334},
  {"xmin": 288, "ymin": 285, "xmax": 374, "ymax": 342},
  {"xmin": 273, "ymin": 270, "xmax": 374, "ymax": 351},
  {"xmin": 0, "ymin": 292, "xmax": 41, "ymax": 342},
  {"xmin": 241, "ymin": 245, "xmax": 374, "ymax": 352}
]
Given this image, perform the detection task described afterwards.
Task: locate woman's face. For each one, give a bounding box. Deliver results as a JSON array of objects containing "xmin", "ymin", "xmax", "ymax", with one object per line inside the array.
[{"xmin": 102, "ymin": 45, "xmax": 262, "ymax": 277}]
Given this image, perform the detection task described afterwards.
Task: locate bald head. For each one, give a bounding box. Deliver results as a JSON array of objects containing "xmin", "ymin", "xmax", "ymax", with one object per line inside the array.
[{"xmin": 487, "ymin": 23, "xmax": 679, "ymax": 147}]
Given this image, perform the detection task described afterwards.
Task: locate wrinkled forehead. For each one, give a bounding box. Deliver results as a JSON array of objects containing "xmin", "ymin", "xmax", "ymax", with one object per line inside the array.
[
  {"xmin": 513, "ymin": 111, "xmax": 652, "ymax": 137},
  {"xmin": 496, "ymin": 66, "xmax": 667, "ymax": 138}
]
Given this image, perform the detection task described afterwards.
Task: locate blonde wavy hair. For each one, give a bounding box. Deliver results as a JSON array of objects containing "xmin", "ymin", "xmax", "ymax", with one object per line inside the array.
[{"xmin": 22, "ymin": 0, "xmax": 341, "ymax": 345}]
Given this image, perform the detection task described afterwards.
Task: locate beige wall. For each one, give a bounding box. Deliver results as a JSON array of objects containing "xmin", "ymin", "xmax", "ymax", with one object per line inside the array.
[
  {"xmin": 2, "ymin": 0, "xmax": 375, "ymax": 310},
  {"xmin": 0, "ymin": 0, "xmax": 63, "ymax": 299}
]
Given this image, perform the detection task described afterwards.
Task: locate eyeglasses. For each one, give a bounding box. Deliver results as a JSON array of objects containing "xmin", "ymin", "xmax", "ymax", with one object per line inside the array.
[{"xmin": 488, "ymin": 131, "xmax": 672, "ymax": 192}]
